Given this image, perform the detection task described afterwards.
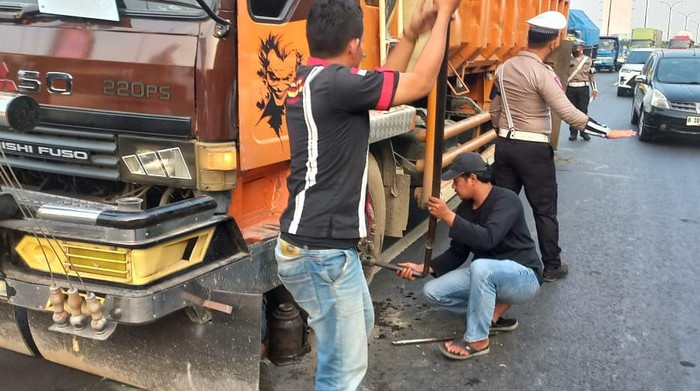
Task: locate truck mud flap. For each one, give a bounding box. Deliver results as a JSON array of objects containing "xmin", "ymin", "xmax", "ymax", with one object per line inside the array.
[
  {"xmin": 0, "ymin": 301, "xmax": 36, "ymax": 356},
  {"xmin": 27, "ymin": 292, "xmax": 264, "ymax": 391}
]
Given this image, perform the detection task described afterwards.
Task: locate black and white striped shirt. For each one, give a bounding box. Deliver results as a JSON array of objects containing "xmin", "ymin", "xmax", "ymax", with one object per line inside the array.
[{"xmin": 280, "ymin": 57, "xmax": 399, "ymax": 249}]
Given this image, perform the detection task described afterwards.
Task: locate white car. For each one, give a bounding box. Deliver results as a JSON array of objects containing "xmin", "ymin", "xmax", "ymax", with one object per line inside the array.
[{"xmin": 617, "ymin": 48, "xmax": 656, "ymax": 96}]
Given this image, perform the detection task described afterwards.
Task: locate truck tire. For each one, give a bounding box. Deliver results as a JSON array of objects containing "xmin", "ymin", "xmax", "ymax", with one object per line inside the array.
[
  {"xmin": 363, "ymin": 153, "xmax": 386, "ymax": 284},
  {"xmin": 617, "ymin": 87, "xmax": 625, "ymax": 96}
]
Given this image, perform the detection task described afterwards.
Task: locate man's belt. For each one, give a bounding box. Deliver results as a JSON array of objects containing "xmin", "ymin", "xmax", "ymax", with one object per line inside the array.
[
  {"xmin": 568, "ymin": 81, "xmax": 590, "ymax": 87},
  {"xmin": 498, "ymin": 128, "xmax": 550, "ymax": 143}
]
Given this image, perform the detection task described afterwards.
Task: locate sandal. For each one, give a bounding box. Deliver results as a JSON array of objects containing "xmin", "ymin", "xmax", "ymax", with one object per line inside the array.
[{"xmin": 438, "ymin": 339, "xmax": 490, "ymax": 360}]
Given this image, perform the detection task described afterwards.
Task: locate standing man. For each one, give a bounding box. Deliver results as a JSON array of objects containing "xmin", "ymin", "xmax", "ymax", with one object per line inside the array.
[
  {"xmin": 397, "ymin": 152, "xmax": 543, "ymax": 360},
  {"xmin": 275, "ymin": 0, "xmax": 460, "ymax": 389},
  {"xmin": 489, "ymin": 11, "xmax": 635, "ymax": 282},
  {"xmin": 566, "ymin": 40, "xmax": 598, "ymax": 141}
]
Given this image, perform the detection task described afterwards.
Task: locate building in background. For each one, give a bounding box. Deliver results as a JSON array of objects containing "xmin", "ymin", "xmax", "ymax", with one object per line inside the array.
[{"xmin": 602, "ymin": 0, "xmax": 632, "ymax": 38}]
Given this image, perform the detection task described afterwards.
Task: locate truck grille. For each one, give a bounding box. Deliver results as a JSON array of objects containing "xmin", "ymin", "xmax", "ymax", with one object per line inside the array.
[
  {"xmin": 0, "ymin": 105, "xmax": 192, "ymax": 182},
  {"xmin": 670, "ymin": 101, "xmax": 700, "ymax": 114},
  {"xmin": 0, "ymin": 122, "xmax": 119, "ymax": 181},
  {"xmin": 64, "ymin": 243, "xmax": 130, "ymax": 279}
]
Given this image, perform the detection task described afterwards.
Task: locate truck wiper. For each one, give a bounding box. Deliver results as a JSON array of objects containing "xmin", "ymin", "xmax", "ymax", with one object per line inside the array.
[
  {"xmin": 0, "ymin": 3, "xmax": 40, "ymax": 21},
  {"xmin": 130, "ymin": 0, "xmax": 201, "ymax": 11},
  {"xmin": 132, "ymin": 0, "xmax": 231, "ymax": 37}
]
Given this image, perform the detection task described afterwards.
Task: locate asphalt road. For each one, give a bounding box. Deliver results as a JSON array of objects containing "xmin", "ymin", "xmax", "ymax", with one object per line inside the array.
[
  {"xmin": 268, "ymin": 72, "xmax": 700, "ymax": 390},
  {"xmin": 2, "ymin": 72, "xmax": 700, "ymax": 390}
]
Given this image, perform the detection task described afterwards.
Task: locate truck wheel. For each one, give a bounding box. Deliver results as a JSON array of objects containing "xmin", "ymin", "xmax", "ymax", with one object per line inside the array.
[
  {"xmin": 363, "ymin": 154, "xmax": 386, "ymax": 284},
  {"xmin": 617, "ymin": 87, "xmax": 625, "ymax": 96}
]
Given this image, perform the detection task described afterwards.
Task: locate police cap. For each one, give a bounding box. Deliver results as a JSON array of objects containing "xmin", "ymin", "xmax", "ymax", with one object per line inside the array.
[{"xmin": 527, "ymin": 11, "xmax": 567, "ymax": 37}]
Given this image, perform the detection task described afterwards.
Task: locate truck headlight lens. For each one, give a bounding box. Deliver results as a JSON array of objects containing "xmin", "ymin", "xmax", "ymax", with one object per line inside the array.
[
  {"xmin": 651, "ymin": 90, "xmax": 670, "ymax": 109},
  {"xmin": 136, "ymin": 151, "xmax": 168, "ymax": 177},
  {"xmin": 118, "ymin": 136, "xmax": 197, "ymax": 188},
  {"xmin": 123, "ymin": 148, "xmax": 192, "ymax": 180},
  {"xmin": 158, "ymin": 148, "xmax": 192, "ymax": 180}
]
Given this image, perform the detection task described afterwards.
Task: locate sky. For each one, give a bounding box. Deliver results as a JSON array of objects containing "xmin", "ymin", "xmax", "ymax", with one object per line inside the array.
[{"xmin": 571, "ymin": 0, "xmax": 700, "ymax": 39}]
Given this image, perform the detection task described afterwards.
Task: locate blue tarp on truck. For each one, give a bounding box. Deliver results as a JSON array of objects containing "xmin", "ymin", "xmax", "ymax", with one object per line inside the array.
[{"xmin": 568, "ymin": 9, "xmax": 600, "ymax": 47}]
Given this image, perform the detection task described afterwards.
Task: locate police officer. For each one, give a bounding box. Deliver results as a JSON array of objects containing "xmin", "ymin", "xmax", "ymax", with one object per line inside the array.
[
  {"xmin": 489, "ymin": 11, "xmax": 635, "ymax": 282},
  {"xmin": 566, "ymin": 40, "xmax": 597, "ymax": 141}
]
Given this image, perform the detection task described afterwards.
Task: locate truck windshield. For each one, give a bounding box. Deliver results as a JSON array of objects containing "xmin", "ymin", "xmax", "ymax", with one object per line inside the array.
[
  {"xmin": 0, "ymin": 0, "xmax": 216, "ymax": 18},
  {"xmin": 630, "ymin": 41, "xmax": 650, "ymax": 48},
  {"xmin": 599, "ymin": 40, "xmax": 615, "ymax": 50},
  {"xmin": 669, "ymin": 39, "xmax": 690, "ymax": 49},
  {"xmin": 656, "ymin": 58, "xmax": 700, "ymax": 84},
  {"xmin": 626, "ymin": 51, "xmax": 652, "ymax": 64}
]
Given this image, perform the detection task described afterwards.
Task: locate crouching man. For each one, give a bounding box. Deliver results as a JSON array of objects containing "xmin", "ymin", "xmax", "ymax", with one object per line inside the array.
[{"xmin": 397, "ymin": 152, "xmax": 543, "ymax": 360}]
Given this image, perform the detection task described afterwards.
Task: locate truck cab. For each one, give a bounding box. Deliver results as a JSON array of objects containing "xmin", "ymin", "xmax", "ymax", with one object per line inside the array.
[
  {"xmin": 0, "ymin": 0, "xmax": 572, "ymax": 389},
  {"xmin": 669, "ymin": 31, "xmax": 695, "ymax": 49},
  {"xmin": 595, "ymin": 35, "xmax": 620, "ymax": 72}
]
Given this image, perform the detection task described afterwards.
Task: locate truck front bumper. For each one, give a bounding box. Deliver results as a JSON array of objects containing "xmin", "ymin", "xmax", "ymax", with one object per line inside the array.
[{"xmin": 0, "ymin": 191, "xmax": 280, "ymax": 326}]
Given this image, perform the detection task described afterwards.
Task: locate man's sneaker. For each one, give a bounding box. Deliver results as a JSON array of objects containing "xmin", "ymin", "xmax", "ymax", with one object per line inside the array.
[
  {"xmin": 490, "ymin": 317, "xmax": 518, "ymax": 332},
  {"xmin": 543, "ymin": 263, "xmax": 569, "ymax": 282}
]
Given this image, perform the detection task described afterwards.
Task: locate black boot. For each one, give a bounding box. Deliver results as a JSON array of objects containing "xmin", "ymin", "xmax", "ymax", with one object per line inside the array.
[
  {"xmin": 580, "ymin": 131, "xmax": 591, "ymax": 141},
  {"xmin": 569, "ymin": 130, "xmax": 577, "ymax": 141}
]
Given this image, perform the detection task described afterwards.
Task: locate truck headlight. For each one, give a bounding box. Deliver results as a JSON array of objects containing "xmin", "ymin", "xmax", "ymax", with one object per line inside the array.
[
  {"xmin": 651, "ymin": 90, "xmax": 670, "ymax": 109},
  {"xmin": 118, "ymin": 137, "xmax": 237, "ymax": 191},
  {"xmin": 119, "ymin": 137, "xmax": 196, "ymax": 188}
]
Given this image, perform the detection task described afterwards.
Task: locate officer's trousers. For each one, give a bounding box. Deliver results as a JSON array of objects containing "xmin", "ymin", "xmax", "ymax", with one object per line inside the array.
[
  {"xmin": 565, "ymin": 86, "xmax": 590, "ymax": 134},
  {"xmin": 493, "ymin": 137, "xmax": 561, "ymax": 268}
]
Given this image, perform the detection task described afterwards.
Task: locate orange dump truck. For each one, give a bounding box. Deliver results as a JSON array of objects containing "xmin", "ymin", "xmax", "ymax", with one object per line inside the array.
[{"xmin": 0, "ymin": 0, "xmax": 569, "ymax": 389}]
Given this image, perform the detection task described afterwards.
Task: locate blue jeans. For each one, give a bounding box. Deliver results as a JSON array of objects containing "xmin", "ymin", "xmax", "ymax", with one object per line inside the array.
[
  {"xmin": 274, "ymin": 238, "xmax": 373, "ymax": 391},
  {"xmin": 423, "ymin": 258, "xmax": 540, "ymax": 343}
]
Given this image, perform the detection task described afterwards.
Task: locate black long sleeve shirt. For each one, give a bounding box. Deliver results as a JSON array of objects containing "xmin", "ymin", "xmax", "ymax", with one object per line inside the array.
[{"xmin": 431, "ymin": 186, "xmax": 543, "ymax": 284}]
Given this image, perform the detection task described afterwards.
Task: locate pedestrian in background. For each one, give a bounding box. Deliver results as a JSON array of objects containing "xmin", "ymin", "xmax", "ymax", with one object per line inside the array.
[
  {"xmin": 275, "ymin": 0, "xmax": 461, "ymax": 389},
  {"xmin": 566, "ymin": 40, "xmax": 598, "ymax": 141},
  {"xmin": 489, "ymin": 11, "xmax": 635, "ymax": 282}
]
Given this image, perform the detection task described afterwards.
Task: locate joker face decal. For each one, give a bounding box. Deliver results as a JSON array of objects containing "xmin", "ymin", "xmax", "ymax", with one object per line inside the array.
[{"xmin": 256, "ymin": 34, "xmax": 303, "ymax": 137}]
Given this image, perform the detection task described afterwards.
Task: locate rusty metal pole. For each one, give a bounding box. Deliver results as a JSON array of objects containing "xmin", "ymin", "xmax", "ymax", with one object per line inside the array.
[
  {"xmin": 419, "ymin": 24, "xmax": 450, "ymax": 278},
  {"xmin": 363, "ymin": 24, "xmax": 451, "ymax": 278}
]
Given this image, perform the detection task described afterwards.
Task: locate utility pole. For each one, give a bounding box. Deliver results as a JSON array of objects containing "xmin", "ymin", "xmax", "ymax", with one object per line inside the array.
[
  {"xmin": 606, "ymin": 0, "xmax": 614, "ymax": 35},
  {"xmin": 644, "ymin": 0, "xmax": 649, "ymax": 27},
  {"xmin": 660, "ymin": 0, "xmax": 683, "ymax": 41},
  {"xmin": 680, "ymin": 11, "xmax": 697, "ymax": 31}
]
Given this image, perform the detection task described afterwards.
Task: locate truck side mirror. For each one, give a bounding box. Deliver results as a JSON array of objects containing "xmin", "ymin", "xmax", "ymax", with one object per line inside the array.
[{"xmin": 635, "ymin": 75, "xmax": 647, "ymax": 84}]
